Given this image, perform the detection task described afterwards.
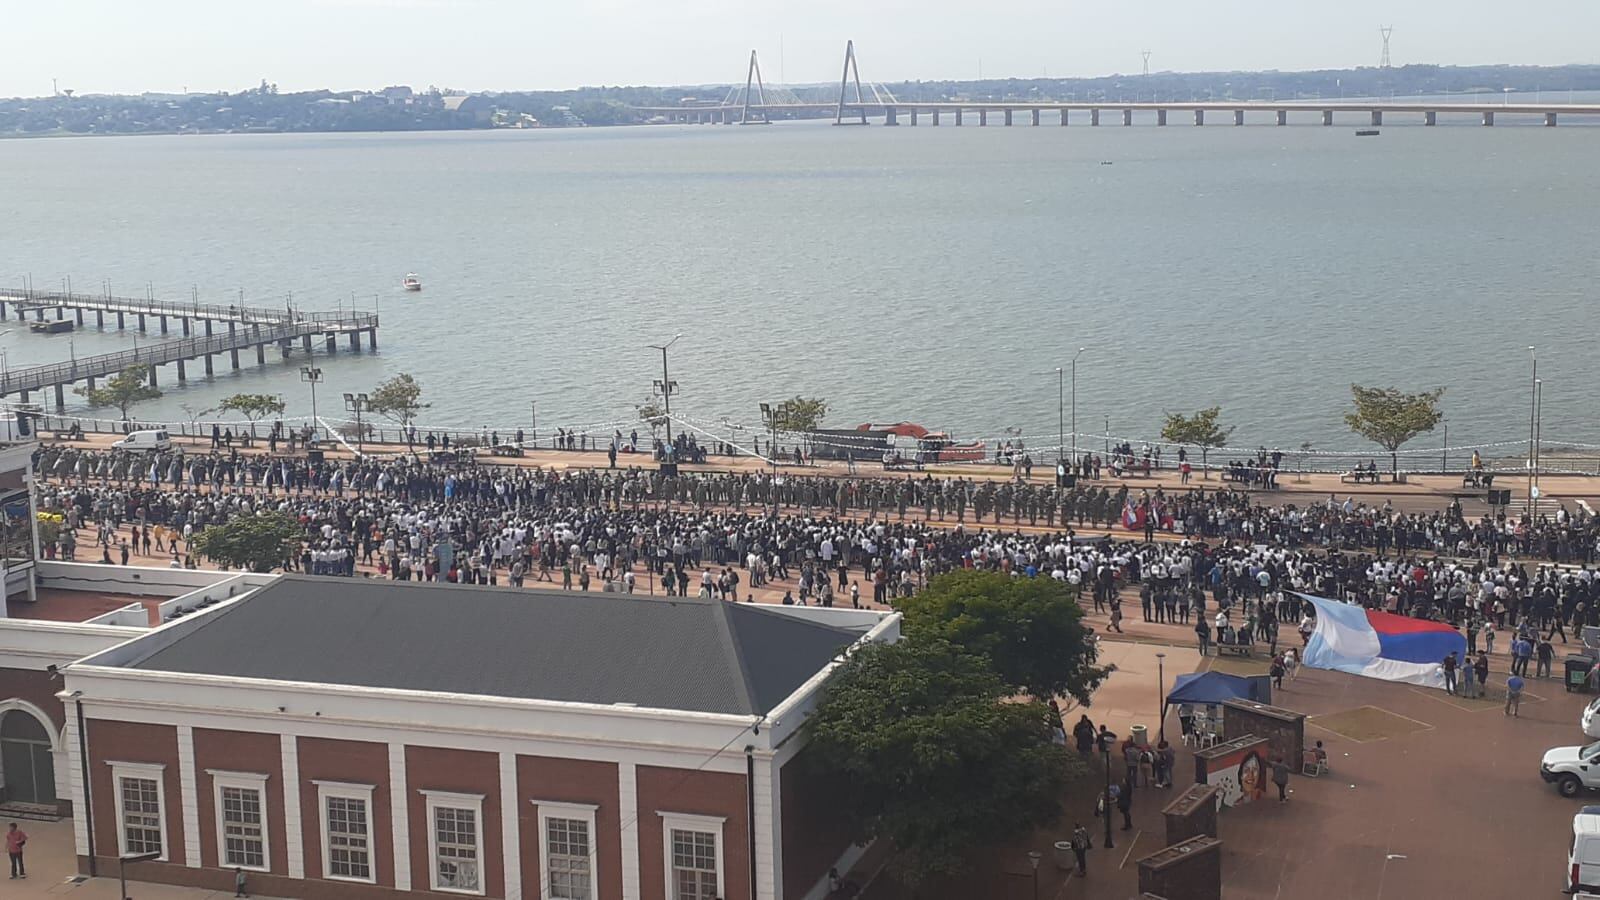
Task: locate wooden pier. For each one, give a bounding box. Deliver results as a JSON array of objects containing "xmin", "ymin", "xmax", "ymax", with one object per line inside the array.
[{"xmin": 0, "ymin": 288, "xmax": 379, "ymax": 410}]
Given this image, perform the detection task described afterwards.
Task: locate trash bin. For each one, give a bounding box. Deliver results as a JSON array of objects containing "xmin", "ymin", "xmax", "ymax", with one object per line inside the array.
[
  {"xmin": 1565, "ymin": 656, "xmax": 1594, "ymax": 693},
  {"xmin": 1131, "ymin": 724, "xmax": 1149, "ymax": 746},
  {"xmin": 1054, "ymin": 840, "xmax": 1075, "ymax": 870}
]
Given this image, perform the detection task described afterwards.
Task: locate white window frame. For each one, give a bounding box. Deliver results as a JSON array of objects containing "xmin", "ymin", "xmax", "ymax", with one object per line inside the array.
[
  {"xmin": 422, "ymin": 790, "xmax": 486, "ymax": 896},
  {"xmin": 208, "ymin": 770, "xmax": 271, "ymax": 872},
  {"xmin": 658, "ymin": 812, "xmax": 726, "ymax": 900},
  {"xmin": 314, "ymin": 780, "xmax": 377, "ymax": 884},
  {"xmin": 107, "ymin": 761, "xmax": 169, "ymax": 862},
  {"xmin": 534, "ymin": 800, "xmax": 599, "ymax": 900}
]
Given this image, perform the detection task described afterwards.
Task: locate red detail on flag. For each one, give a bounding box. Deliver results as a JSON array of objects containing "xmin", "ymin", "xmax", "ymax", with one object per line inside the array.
[{"xmin": 1364, "ymin": 609, "xmax": 1459, "ymax": 635}]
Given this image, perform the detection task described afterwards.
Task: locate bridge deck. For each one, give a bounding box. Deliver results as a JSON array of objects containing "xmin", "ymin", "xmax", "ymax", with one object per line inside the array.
[{"xmin": 0, "ymin": 289, "xmax": 374, "ymax": 332}]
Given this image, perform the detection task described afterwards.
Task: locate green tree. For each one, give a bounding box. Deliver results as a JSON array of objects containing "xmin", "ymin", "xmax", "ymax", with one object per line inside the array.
[
  {"xmin": 1159, "ymin": 406, "xmax": 1235, "ymax": 479},
  {"xmin": 773, "ymin": 396, "xmax": 829, "ymax": 432},
  {"xmin": 75, "ymin": 365, "xmax": 161, "ymax": 420},
  {"xmin": 636, "ymin": 400, "xmax": 667, "ymax": 437},
  {"xmin": 895, "ymin": 570, "xmax": 1107, "ymax": 707},
  {"xmin": 1344, "ymin": 385, "xmax": 1445, "ymax": 479},
  {"xmin": 192, "ymin": 511, "xmax": 303, "ymax": 573},
  {"xmin": 218, "ymin": 393, "xmax": 286, "ymax": 436},
  {"xmin": 367, "ymin": 373, "xmax": 430, "ymax": 430},
  {"xmin": 803, "ymin": 639, "xmax": 1073, "ymax": 886}
]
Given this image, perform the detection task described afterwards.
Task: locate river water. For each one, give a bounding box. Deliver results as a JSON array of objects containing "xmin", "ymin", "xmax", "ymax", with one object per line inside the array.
[{"xmin": 1, "ymin": 116, "xmax": 1597, "ymax": 455}]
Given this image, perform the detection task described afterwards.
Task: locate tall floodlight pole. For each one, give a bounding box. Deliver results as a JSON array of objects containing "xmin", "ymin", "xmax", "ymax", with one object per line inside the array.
[
  {"xmin": 300, "ymin": 366, "xmax": 322, "ymax": 443},
  {"xmin": 1526, "ymin": 346, "xmax": 1537, "ymax": 517},
  {"xmin": 1071, "ymin": 347, "xmax": 1086, "ymax": 463},
  {"xmin": 1055, "ymin": 367, "xmax": 1065, "ymax": 464},
  {"xmin": 649, "ymin": 333, "xmax": 683, "ymax": 452}
]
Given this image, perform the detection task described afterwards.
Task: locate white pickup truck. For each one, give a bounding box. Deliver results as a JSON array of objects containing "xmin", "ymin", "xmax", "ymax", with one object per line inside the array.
[{"xmin": 1542, "ymin": 741, "xmax": 1600, "ymax": 798}]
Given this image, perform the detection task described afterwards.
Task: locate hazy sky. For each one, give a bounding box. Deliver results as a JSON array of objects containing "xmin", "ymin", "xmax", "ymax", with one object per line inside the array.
[{"xmin": 8, "ymin": 0, "xmax": 1599, "ymax": 97}]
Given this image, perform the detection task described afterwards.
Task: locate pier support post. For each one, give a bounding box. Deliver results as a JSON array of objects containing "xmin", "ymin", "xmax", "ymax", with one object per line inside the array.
[
  {"xmin": 1546, "ymin": 112, "xmax": 1558, "ymax": 127},
  {"xmin": 231, "ymin": 348, "xmax": 240, "ymax": 369},
  {"xmin": 1371, "ymin": 110, "xmax": 1382, "ymax": 126},
  {"xmin": 177, "ymin": 359, "xmax": 187, "ymax": 382},
  {"xmin": 19, "ymin": 391, "xmax": 28, "ymax": 404},
  {"xmin": 955, "ymin": 109, "xmax": 963, "ymax": 126},
  {"xmin": 117, "ymin": 312, "xmax": 124, "ymax": 328},
  {"xmin": 349, "ymin": 331, "xmax": 360, "ymax": 351},
  {"xmin": 204, "ymin": 354, "xmax": 213, "ymax": 376},
  {"xmin": 367, "ymin": 328, "xmax": 378, "ymax": 350},
  {"xmin": 301, "ymin": 335, "xmax": 312, "ymax": 354},
  {"xmin": 932, "ymin": 109, "xmax": 940, "ymax": 126},
  {"xmin": 204, "ymin": 320, "xmax": 213, "ymax": 337},
  {"xmin": 1003, "ymin": 109, "xmax": 1012, "ymax": 126},
  {"xmin": 181, "ymin": 317, "xmax": 190, "ymax": 336},
  {"xmin": 1322, "ymin": 110, "xmax": 1333, "ymax": 126},
  {"xmin": 910, "ymin": 110, "xmax": 918, "ymax": 126},
  {"xmin": 1194, "ymin": 109, "xmax": 1204, "ymax": 126},
  {"xmin": 279, "ymin": 341, "xmax": 291, "ymax": 357},
  {"xmin": 138, "ymin": 313, "xmax": 146, "ymax": 331},
  {"xmin": 1425, "ymin": 110, "xmax": 1437, "ymax": 126},
  {"xmin": 96, "ymin": 310, "xmax": 103, "ymax": 328},
  {"xmin": 256, "ymin": 343, "xmax": 265, "ymax": 365},
  {"xmin": 1483, "ymin": 111, "xmax": 1494, "ymax": 126},
  {"xmin": 54, "ymin": 384, "xmax": 64, "ymax": 411},
  {"xmin": 884, "ymin": 106, "xmax": 898, "ymax": 126},
  {"xmin": 1122, "ymin": 109, "xmax": 1133, "ymax": 126},
  {"xmin": 55, "ymin": 308, "xmax": 62, "ymax": 321},
  {"xmin": 325, "ymin": 335, "xmax": 337, "ymax": 353},
  {"xmin": 85, "ymin": 378, "xmax": 94, "ymax": 391},
  {"xmin": 75, "ymin": 309, "xmax": 83, "ymax": 325},
  {"xmin": 1091, "ymin": 109, "xmax": 1100, "ymax": 126},
  {"xmin": 1061, "ymin": 109, "xmax": 1069, "ymax": 125},
  {"xmin": 35, "ymin": 308, "xmax": 45, "ymax": 322},
  {"xmin": 1157, "ymin": 109, "xmax": 1167, "ymax": 126},
  {"xmin": 1235, "ymin": 109, "xmax": 1245, "ymax": 126},
  {"xmin": 1277, "ymin": 109, "xmax": 1287, "ymax": 126},
  {"xmin": 979, "ymin": 109, "xmax": 987, "ymax": 126},
  {"xmin": 148, "ymin": 366, "xmax": 157, "ymax": 387},
  {"xmin": 160, "ymin": 315, "xmax": 168, "ymax": 334},
  {"xmin": 1030, "ymin": 109, "xmax": 1039, "ymax": 126}
]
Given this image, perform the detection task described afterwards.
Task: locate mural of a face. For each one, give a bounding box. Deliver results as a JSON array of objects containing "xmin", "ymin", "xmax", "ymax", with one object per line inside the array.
[{"xmin": 1239, "ymin": 752, "xmax": 1264, "ymax": 797}]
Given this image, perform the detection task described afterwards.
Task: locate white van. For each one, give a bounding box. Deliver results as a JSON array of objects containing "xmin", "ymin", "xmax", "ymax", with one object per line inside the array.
[
  {"xmin": 112, "ymin": 429, "xmax": 171, "ymax": 452},
  {"xmin": 1568, "ymin": 807, "xmax": 1600, "ymax": 898}
]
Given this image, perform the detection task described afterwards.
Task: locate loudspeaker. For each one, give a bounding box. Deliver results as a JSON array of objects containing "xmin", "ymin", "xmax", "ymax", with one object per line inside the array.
[
  {"xmin": 659, "ymin": 462, "xmax": 679, "ymax": 477},
  {"xmin": 1487, "ymin": 488, "xmax": 1511, "ymax": 507},
  {"xmin": 307, "ymin": 449, "xmax": 325, "ymax": 465}
]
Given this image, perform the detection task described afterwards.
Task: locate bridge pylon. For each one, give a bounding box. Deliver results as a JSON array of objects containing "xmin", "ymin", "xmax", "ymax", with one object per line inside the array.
[
  {"xmin": 741, "ymin": 50, "xmax": 770, "ymax": 124},
  {"xmin": 835, "ymin": 40, "xmax": 869, "ymax": 126}
]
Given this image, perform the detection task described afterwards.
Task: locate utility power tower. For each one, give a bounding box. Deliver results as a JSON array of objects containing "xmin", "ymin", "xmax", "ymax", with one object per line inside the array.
[
  {"xmin": 741, "ymin": 50, "xmax": 770, "ymax": 124},
  {"xmin": 1379, "ymin": 26, "xmax": 1393, "ymax": 68},
  {"xmin": 1142, "ymin": 50, "xmax": 1151, "ymax": 77},
  {"xmin": 835, "ymin": 40, "xmax": 868, "ymax": 126}
]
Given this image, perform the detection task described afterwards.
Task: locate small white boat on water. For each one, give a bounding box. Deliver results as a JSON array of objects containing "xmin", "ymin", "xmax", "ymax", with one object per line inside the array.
[{"xmin": 402, "ymin": 273, "xmax": 422, "ymax": 292}]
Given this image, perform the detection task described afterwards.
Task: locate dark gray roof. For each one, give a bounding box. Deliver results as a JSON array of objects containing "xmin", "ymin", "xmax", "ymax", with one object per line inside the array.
[{"xmin": 114, "ymin": 576, "xmax": 861, "ymax": 716}]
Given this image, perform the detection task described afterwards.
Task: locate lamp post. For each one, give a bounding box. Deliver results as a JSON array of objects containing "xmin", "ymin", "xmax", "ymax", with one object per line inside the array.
[
  {"xmin": 1027, "ymin": 850, "xmax": 1042, "ymax": 900},
  {"xmin": 1070, "ymin": 347, "xmax": 1086, "ymax": 463},
  {"xmin": 1534, "ymin": 378, "xmax": 1544, "ymax": 509},
  {"xmin": 648, "ymin": 333, "xmax": 683, "ymax": 462},
  {"xmin": 1101, "ymin": 741, "xmax": 1115, "ymax": 850},
  {"xmin": 1156, "ymin": 651, "xmax": 1167, "ymax": 744},
  {"xmin": 1054, "ymin": 367, "xmax": 1064, "ymax": 463},
  {"xmin": 529, "ymin": 400, "xmax": 537, "ymax": 448},
  {"xmin": 300, "ymin": 366, "xmax": 322, "ymax": 445},
  {"xmin": 343, "ymin": 392, "xmax": 369, "ymax": 456},
  {"xmin": 1526, "ymin": 346, "xmax": 1537, "ymax": 517},
  {"xmin": 761, "ymin": 403, "xmax": 784, "ymax": 515}
]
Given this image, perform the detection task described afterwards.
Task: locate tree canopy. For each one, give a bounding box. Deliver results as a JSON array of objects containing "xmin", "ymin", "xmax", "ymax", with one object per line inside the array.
[
  {"xmin": 1343, "ymin": 385, "xmax": 1445, "ymax": 476},
  {"xmin": 895, "ymin": 570, "xmax": 1107, "ymax": 706},
  {"xmin": 802, "ymin": 639, "xmax": 1073, "ymax": 886},
  {"xmin": 770, "ymin": 396, "xmax": 829, "ymax": 433},
  {"xmin": 636, "ymin": 400, "xmax": 667, "ymax": 436},
  {"xmin": 192, "ymin": 511, "xmax": 303, "ymax": 573},
  {"xmin": 218, "ymin": 393, "xmax": 286, "ymax": 424},
  {"xmin": 75, "ymin": 365, "xmax": 161, "ymax": 419},
  {"xmin": 1160, "ymin": 406, "xmax": 1234, "ymax": 475},
  {"xmin": 366, "ymin": 373, "xmax": 429, "ymax": 428}
]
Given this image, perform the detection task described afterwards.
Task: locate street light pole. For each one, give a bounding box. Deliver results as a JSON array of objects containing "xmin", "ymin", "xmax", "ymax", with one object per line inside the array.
[
  {"xmin": 648, "ymin": 333, "xmax": 683, "ymax": 459},
  {"xmin": 530, "ymin": 400, "xmax": 538, "ymax": 448},
  {"xmin": 1526, "ymin": 347, "xmax": 1537, "ymax": 517},
  {"xmin": 1534, "ymin": 378, "xmax": 1544, "ymax": 509},
  {"xmin": 1055, "ymin": 367, "xmax": 1064, "ymax": 464},
  {"xmin": 1102, "ymin": 744, "xmax": 1115, "ymax": 849},
  {"xmin": 300, "ymin": 366, "xmax": 322, "ymax": 445},
  {"xmin": 761, "ymin": 403, "xmax": 781, "ymax": 516},
  {"xmin": 344, "ymin": 392, "xmax": 369, "ymax": 456},
  {"xmin": 1156, "ymin": 652, "xmax": 1167, "ymax": 744},
  {"xmin": 1071, "ymin": 347, "xmax": 1085, "ymax": 463}
]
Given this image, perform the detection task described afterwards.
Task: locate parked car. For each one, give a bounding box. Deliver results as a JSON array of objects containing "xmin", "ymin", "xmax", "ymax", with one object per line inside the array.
[
  {"xmin": 1568, "ymin": 806, "xmax": 1600, "ymax": 898},
  {"xmin": 111, "ymin": 429, "xmax": 171, "ymax": 452},
  {"xmin": 1542, "ymin": 742, "xmax": 1600, "ymax": 798},
  {"xmin": 1582, "ymin": 697, "xmax": 1600, "ymax": 740}
]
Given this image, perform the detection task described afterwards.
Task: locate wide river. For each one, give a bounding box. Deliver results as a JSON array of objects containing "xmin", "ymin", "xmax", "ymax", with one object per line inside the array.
[{"xmin": 1, "ymin": 118, "xmax": 1597, "ymax": 457}]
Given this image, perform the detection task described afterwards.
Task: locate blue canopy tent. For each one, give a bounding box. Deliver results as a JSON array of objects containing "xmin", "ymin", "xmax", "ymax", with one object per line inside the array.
[{"xmin": 1165, "ymin": 671, "xmax": 1272, "ymax": 707}]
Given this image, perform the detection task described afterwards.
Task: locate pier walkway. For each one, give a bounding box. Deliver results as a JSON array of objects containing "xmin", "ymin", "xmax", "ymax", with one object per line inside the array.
[{"xmin": 0, "ymin": 288, "xmax": 379, "ymax": 409}]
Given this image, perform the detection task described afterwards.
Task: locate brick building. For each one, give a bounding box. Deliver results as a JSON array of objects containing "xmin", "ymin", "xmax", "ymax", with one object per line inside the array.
[{"xmin": 60, "ymin": 576, "xmax": 897, "ymax": 900}]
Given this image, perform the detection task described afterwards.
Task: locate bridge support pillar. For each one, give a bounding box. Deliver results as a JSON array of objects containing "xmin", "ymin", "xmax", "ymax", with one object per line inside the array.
[
  {"xmin": 75, "ymin": 309, "xmax": 83, "ymax": 325},
  {"xmin": 136, "ymin": 313, "xmax": 145, "ymax": 331},
  {"xmin": 1277, "ymin": 109, "xmax": 1287, "ymax": 126},
  {"xmin": 302, "ymin": 335, "xmax": 313, "ymax": 354},
  {"xmin": 85, "ymin": 378, "xmax": 94, "ymax": 391},
  {"xmin": 1032, "ymin": 109, "xmax": 1040, "ymax": 126},
  {"xmin": 204, "ymin": 320, "xmax": 213, "ymax": 337},
  {"xmin": 1091, "ymin": 109, "xmax": 1100, "ymax": 126},
  {"xmin": 279, "ymin": 341, "xmax": 292, "ymax": 357},
  {"xmin": 1003, "ymin": 109, "xmax": 1012, "ymax": 126},
  {"xmin": 55, "ymin": 307, "xmax": 62, "ymax": 320},
  {"xmin": 955, "ymin": 109, "xmax": 963, "ymax": 126},
  {"xmin": 367, "ymin": 328, "xmax": 378, "ymax": 350},
  {"xmin": 931, "ymin": 109, "xmax": 939, "ymax": 126},
  {"xmin": 231, "ymin": 348, "xmax": 240, "ymax": 369},
  {"xmin": 256, "ymin": 343, "xmax": 265, "ymax": 365},
  {"xmin": 1061, "ymin": 108, "xmax": 1069, "ymax": 125},
  {"xmin": 1371, "ymin": 110, "xmax": 1382, "ymax": 126},
  {"xmin": 325, "ymin": 335, "xmax": 337, "ymax": 353},
  {"xmin": 1322, "ymin": 110, "xmax": 1333, "ymax": 126},
  {"xmin": 203, "ymin": 354, "xmax": 213, "ymax": 376},
  {"xmin": 116, "ymin": 312, "xmax": 124, "ymax": 328},
  {"xmin": 1157, "ymin": 109, "xmax": 1167, "ymax": 126},
  {"xmin": 349, "ymin": 331, "xmax": 360, "ymax": 351},
  {"xmin": 148, "ymin": 366, "xmax": 158, "ymax": 387},
  {"xmin": 1546, "ymin": 112, "xmax": 1558, "ymax": 127},
  {"xmin": 54, "ymin": 384, "xmax": 65, "ymax": 411},
  {"xmin": 177, "ymin": 359, "xmax": 187, "ymax": 382},
  {"xmin": 1235, "ymin": 109, "xmax": 1245, "ymax": 126},
  {"xmin": 19, "ymin": 391, "xmax": 28, "ymax": 404},
  {"xmin": 35, "ymin": 308, "xmax": 45, "ymax": 322},
  {"xmin": 909, "ymin": 110, "xmax": 918, "ymax": 126},
  {"xmin": 160, "ymin": 315, "xmax": 168, "ymax": 334},
  {"xmin": 96, "ymin": 310, "xmax": 104, "ymax": 328},
  {"xmin": 884, "ymin": 106, "xmax": 898, "ymax": 126},
  {"xmin": 1194, "ymin": 109, "xmax": 1204, "ymax": 126},
  {"xmin": 979, "ymin": 109, "xmax": 987, "ymax": 126},
  {"xmin": 1122, "ymin": 109, "xmax": 1132, "ymax": 126},
  {"xmin": 181, "ymin": 317, "xmax": 190, "ymax": 336},
  {"xmin": 1424, "ymin": 110, "xmax": 1436, "ymax": 126},
  {"xmin": 1483, "ymin": 110, "xmax": 1495, "ymax": 126}
]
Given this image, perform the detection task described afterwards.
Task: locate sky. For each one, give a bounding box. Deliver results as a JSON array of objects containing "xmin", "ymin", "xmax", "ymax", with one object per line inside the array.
[{"xmin": 6, "ymin": 0, "xmax": 1600, "ymax": 97}]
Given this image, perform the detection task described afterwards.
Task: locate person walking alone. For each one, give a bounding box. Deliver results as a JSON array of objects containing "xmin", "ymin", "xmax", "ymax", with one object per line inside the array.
[
  {"xmin": 6, "ymin": 822, "xmax": 26, "ymax": 879},
  {"xmin": 1272, "ymin": 756, "xmax": 1291, "ymax": 803},
  {"xmin": 1070, "ymin": 823, "xmax": 1091, "ymax": 877}
]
